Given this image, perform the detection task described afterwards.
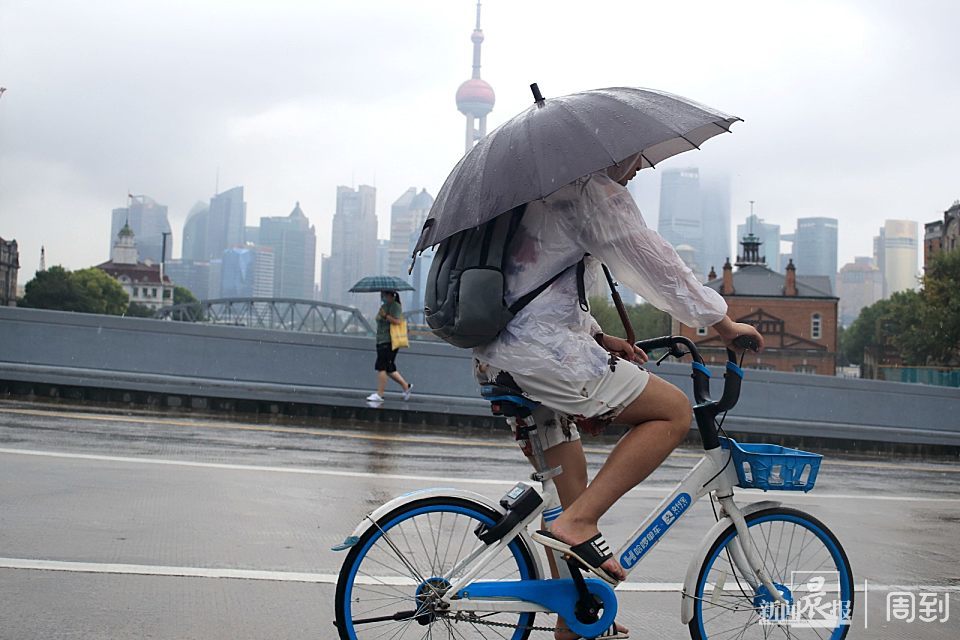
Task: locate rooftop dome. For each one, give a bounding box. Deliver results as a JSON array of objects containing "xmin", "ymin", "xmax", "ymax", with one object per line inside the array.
[{"xmin": 456, "ymin": 78, "xmax": 495, "ymax": 116}]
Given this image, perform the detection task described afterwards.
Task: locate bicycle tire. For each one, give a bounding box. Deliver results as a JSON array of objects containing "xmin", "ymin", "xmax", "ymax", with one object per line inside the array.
[
  {"xmin": 334, "ymin": 496, "xmax": 540, "ymax": 640},
  {"xmin": 689, "ymin": 506, "xmax": 854, "ymax": 640}
]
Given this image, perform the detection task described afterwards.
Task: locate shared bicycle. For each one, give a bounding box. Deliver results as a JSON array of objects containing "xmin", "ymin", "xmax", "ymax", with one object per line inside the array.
[{"xmin": 333, "ymin": 336, "xmax": 853, "ymax": 639}]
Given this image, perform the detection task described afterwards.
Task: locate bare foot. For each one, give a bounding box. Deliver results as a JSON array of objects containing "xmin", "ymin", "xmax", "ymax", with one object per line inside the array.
[{"xmin": 550, "ymin": 515, "xmax": 626, "ymax": 582}]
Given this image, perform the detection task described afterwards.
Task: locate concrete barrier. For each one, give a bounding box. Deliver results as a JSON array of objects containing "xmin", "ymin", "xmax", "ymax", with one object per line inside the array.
[{"xmin": 1, "ymin": 307, "xmax": 958, "ymax": 449}]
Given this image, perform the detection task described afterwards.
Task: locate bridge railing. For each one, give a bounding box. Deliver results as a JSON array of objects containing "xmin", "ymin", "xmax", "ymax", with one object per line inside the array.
[{"xmin": 155, "ymin": 298, "xmax": 374, "ymax": 335}]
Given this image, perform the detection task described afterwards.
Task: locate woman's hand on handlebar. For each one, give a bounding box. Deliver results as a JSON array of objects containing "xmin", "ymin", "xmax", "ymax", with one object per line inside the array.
[
  {"xmin": 601, "ymin": 334, "xmax": 649, "ymax": 364},
  {"xmin": 712, "ymin": 317, "xmax": 765, "ymax": 353}
]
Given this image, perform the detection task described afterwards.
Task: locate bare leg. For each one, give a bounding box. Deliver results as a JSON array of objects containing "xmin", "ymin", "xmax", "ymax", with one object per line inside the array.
[
  {"xmin": 387, "ymin": 371, "xmax": 409, "ymax": 391},
  {"xmin": 376, "ymin": 371, "xmax": 388, "ymax": 396},
  {"xmin": 549, "ymin": 374, "xmax": 691, "ymax": 581},
  {"xmin": 526, "ymin": 439, "xmax": 629, "ymax": 640}
]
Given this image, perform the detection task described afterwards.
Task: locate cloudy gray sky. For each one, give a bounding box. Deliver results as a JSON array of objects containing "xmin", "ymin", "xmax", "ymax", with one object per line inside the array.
[{"xmin": 1, "ymin": 0, "xmax": 957, "ymax": 284}]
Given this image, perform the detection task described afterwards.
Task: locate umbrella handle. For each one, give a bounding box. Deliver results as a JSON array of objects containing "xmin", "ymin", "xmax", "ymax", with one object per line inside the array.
[{"xmin": 602, "ymin": 264, "xmax": 636, "ymax": 345}]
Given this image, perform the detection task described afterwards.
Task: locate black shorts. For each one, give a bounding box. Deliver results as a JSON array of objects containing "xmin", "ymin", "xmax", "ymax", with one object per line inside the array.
[{"xmin": 375, "ymin": 343, "xmax": 399, "ymax": 373}]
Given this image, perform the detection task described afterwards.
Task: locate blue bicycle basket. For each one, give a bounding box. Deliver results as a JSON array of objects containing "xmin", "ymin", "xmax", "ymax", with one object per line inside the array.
[{"xmin": 720, "ymin": 437, "xmax": 822, "ymax": 492}]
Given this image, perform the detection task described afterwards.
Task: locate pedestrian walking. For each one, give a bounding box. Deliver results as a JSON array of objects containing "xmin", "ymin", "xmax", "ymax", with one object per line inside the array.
[{"xmin": 366, "ymin": 290, "xmax": 413, "ymax": 403}]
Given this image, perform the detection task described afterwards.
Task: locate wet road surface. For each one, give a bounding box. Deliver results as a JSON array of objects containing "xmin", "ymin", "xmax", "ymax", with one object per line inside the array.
[{"xmin": 1, "ymin": 399, "xmax": 958, "ymax": 639}]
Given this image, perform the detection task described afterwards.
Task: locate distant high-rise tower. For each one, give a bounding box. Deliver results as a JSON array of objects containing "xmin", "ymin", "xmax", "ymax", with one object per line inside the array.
[
  {"xmin": 324, "ymin": 185, "xmax": 379, "ymax": 315},
  {"xmin": 873, "ymin": 219, "xmax": 919, "ymax": 297},
  {"xmin": 456, "ymin": 1, "xmax": 495, "ymax": 154},
  {"xmin": 205, "ymin": 186, "xmax": 246, "ymax": 260},
  {"xmin": 658, "ymin": 168, "xmax": 704, "ymax": 279},
  {"xmin": 110, "ymin": 195, "xmax": 172, "ymax": 263},
  {"xmin": 257, "ymin": 202, "xmax": 317, "ymax": 299},
  {"xmin": 787, "ymin": 217, "xmax": 838, "ymax": 294}
]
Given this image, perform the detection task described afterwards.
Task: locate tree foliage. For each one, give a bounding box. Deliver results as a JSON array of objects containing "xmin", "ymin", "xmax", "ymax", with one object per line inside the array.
[
  {"xmin": 588, "ymin": 297, "xmax": 671, "ymax": 340},
  {"xmin": 844, "ymin": 250, "xmax": 960, "ymax": 366},
  {"xmin": 125, "ymin": 302, "xmax": 157, "ymax": 318},
  {"xmin": 173, "ymin": 285, "xmax": 199, "ymax": 306},
  {"xmin": 21, "ymin": 266, "xmax": 128, "ymax": 315}
]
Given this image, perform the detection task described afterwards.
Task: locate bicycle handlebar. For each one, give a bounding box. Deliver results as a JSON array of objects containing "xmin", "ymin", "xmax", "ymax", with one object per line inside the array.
[
  {"xmin": 635, "ymin": 334, "xmax": 758, "ymax": 411},
  {"xmin": 635, "ymin": 334, "xmax": 757, "ymax": 450}
]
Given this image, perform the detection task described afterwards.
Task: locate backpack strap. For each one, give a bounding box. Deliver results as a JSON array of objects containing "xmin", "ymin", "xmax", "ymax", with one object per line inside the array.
[{"xmin": 508, "ymin": 255, "xmax": 589, "ymax": 315}]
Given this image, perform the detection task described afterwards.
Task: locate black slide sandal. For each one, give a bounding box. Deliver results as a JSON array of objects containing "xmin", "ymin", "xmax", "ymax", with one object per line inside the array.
[{"xmin": 531, "ymin": 529, "xmax": 622, "ymax": 585}]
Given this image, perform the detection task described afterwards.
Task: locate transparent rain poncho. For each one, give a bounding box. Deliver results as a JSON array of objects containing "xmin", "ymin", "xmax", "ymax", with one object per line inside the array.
[{"xmin": 474, "ymin": 167, "xmax": 728, "ymax": 381}]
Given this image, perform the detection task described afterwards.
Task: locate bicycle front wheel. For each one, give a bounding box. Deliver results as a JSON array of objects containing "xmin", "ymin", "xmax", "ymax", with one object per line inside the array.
[
  {"xmin": 334, "ymin": 496, "xmax": 540, "ymax": 640},
  {"xmin": 690, "ymin": 506, "xmax": 854, "ymax": 640}
]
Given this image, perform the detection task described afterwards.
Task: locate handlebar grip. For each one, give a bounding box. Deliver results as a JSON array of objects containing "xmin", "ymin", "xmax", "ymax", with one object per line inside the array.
[
  {"xmin": 634, "ymin": 336, "xmax": 675, "ymax": 353},
  {"xmin": 732, "ymin": 335, "xmax": 759, "ymax": 352}
]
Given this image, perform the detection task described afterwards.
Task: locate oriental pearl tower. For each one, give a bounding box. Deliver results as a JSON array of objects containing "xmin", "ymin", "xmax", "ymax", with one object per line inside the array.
[{"xmin": 455, "ymin": 1, "xmax": 495, "ymax": 155}]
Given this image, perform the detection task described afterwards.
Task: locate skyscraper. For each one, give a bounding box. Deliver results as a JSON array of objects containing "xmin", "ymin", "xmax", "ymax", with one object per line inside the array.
[
  {"xmin": 388, "ymin": 187, "xmax": 434, "ymax": 286},
  {"xmin": 181, "ymin": 202, "xmax": 209, "ymax": 262},
  {"xmin": 699, "ymin": 175, "xmax": 731, "ymax": 277},
  {"xmin": 873, "ymin": 219, "xmax": 919, "ymax": 297},
  {"xmin": 789, "ymin": 217, "xmax": 838, "ymax": 294},
  {"xmin": 837, "ymin": 257, "xmax": 883, "ymax": 326},
  {"xmin": 220, "ymin": 246, "xmax": 275, "ymax": 298},
  {"xmin": 658, "ymin": 168, "xmax": 704, "ymax": 278},
  {"xmin": 110, "ymin": 195, "xmax": 172, "ymax": 263},
  {"xmin": 324, "ymin": 185, "xmax": 378, "ymax": 312},
  {"xmin": 737, "ymin": 213, "xmax": 781, "ymax": 271},
  {"xmin": 455, "ymin": 1, "xmax": 495, "ymax": 154},
  {"xmin": 257, "ymin": 202, "xmax": 317, "ymax": 299},
  {"xmin": 205, "ymin": 186, "xmax": 246, "ymax": 261}
]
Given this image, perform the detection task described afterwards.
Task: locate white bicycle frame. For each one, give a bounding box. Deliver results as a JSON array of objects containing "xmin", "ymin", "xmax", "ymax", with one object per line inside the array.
[{"xmin": 439, "ymin": 423, "xmax": 788, "ymax": 621}]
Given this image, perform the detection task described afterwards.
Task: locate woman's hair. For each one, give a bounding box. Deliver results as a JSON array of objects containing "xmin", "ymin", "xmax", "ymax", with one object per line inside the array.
[{"xmin": 383, "ymin": 290, "xmax": 401, "ymax": 306}]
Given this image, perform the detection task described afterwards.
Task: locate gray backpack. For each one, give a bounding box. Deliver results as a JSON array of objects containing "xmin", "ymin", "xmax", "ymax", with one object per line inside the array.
[{"xmin": 423, "ymin": 206, "xmax": 585, "ymax": 348}]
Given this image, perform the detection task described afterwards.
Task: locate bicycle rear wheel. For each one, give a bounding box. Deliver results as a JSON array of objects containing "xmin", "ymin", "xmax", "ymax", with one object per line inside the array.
[
  {"xmin": 690, "ymin": 506, "xmax": 853, "ymax": 640},
  {"xmin": 334, "ymin": 496, "xmax": 540, "ymax": 640}
]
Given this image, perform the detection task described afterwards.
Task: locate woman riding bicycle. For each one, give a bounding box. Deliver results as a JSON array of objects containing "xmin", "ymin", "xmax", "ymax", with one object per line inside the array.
[{"xmin": 474, "ymin": 154, "xmax": 764, "ymax": 639}]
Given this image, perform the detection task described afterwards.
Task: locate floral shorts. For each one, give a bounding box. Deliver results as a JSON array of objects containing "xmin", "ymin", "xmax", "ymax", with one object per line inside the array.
[{"xmin": 475, "ymin": 358, "xmax": 650, "ymax": 451}]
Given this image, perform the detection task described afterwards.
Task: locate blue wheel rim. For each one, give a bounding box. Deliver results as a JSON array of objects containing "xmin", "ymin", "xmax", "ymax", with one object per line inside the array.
[
  {"xmin": 695, "ymin": 512, "xmax": 852, "ymax": 640},
  {"xmin": 341, "ymin": 503, "xmax": 535, "ymax": 640}
]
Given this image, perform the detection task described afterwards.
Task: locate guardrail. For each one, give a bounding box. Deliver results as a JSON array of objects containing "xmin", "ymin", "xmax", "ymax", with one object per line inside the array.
[{"xmin": 1, "ymin": 307, "xmax": 958, "ymax": 450}]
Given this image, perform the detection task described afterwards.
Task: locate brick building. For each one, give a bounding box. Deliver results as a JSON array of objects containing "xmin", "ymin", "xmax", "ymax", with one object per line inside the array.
[
  {"xmin": 673, "ymin": 234, "xmax": 838, "ymax": 375},
  {"xmin": 924, "ymin": 200, "xmax": 959, "ymax": 268}
]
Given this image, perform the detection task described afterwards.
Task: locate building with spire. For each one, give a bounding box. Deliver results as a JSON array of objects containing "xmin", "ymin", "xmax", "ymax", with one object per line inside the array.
[
  {"xmin": 456, "ymin": 1, "xmax": 495, "ymax": 154},
  {"xmin": 675, "ymin": 232, "xmax": 838, "ymax": 375},
  {"xmin": 97, "ymin": 223, "xmax": 174, "ymax": 311},
  {"xmin": 110, "ymin": 195, "xmax": 173, "ymax": 264}
]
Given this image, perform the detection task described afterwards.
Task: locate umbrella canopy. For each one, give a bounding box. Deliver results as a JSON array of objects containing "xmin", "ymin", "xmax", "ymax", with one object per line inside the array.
[
  {"xmin": 348, "ymin": 275, "xmax": 415, "ymax": 293},
  {"xmin": 415, "ymin": 85, "xmax": 740, "ymax": 253}
]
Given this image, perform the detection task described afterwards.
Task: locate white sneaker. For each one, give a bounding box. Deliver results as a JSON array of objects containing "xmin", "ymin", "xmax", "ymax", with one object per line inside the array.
[
  {"xmin": 366, "ymin": 392, "xmax": 384, "ymax": 402},
  {"xmin": 402, "ymin": 384, "xmax": 413, "ymax": 401}
]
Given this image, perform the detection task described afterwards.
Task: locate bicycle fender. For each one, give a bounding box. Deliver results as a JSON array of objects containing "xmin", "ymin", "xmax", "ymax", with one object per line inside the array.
[
  {"xmin": 679, "ymin": 500, "xmax": 781, "ymax": 625},
  {"xmin": 331, "ymin": 487, "xmax": 545, "ymax": 578}
]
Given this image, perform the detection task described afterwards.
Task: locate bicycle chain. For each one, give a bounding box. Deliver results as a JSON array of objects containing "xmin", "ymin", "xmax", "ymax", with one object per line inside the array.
[{"xmin": 440, "ymin": 612, "xmax": 556, "ymax": 634}]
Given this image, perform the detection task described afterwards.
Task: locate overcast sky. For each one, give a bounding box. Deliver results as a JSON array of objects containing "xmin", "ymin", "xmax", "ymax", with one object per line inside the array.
[{"xmin": 1, "ymin": 0, "xmax": 957, "ymax": 284}]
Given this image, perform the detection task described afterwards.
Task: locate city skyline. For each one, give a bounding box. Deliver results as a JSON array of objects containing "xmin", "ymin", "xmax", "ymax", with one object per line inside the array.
[{"xmin": 2, "ymin": 1, "xmax": 956, "ymax": 289}]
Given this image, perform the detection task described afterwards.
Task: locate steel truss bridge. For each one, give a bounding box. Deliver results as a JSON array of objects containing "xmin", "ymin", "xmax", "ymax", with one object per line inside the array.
[
  {"xmin": 154, "ymin": 298, "xmax": 374, "ymax": 335},
  {"xmin": 154, "ymin": 298, "xmax": 438, "ymax": 339}
]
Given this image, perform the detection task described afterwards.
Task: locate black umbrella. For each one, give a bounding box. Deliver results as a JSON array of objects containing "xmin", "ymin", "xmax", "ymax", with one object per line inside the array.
[{"xmin": 415, "ymin": 84, "xmax": 740, "ymax": 253}]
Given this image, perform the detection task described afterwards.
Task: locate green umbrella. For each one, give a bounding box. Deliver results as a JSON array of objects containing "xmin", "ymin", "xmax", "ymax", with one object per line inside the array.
[{"xmin": 349, "ymin": 275, "xmax": 415, "ymax": 293}]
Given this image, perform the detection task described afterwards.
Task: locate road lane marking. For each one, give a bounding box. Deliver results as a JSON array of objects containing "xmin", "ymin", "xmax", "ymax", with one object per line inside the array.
[
  {"xmin": 2, "ymin": 405, "xmax": 958, "ymax": 474},
  {"xmin": 1, "ymin": 558, "xmax": 957, "ymax": 593},
  {"xmin": 2, "ymin": 447, "xmax": 959, "ymax": 504}
]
